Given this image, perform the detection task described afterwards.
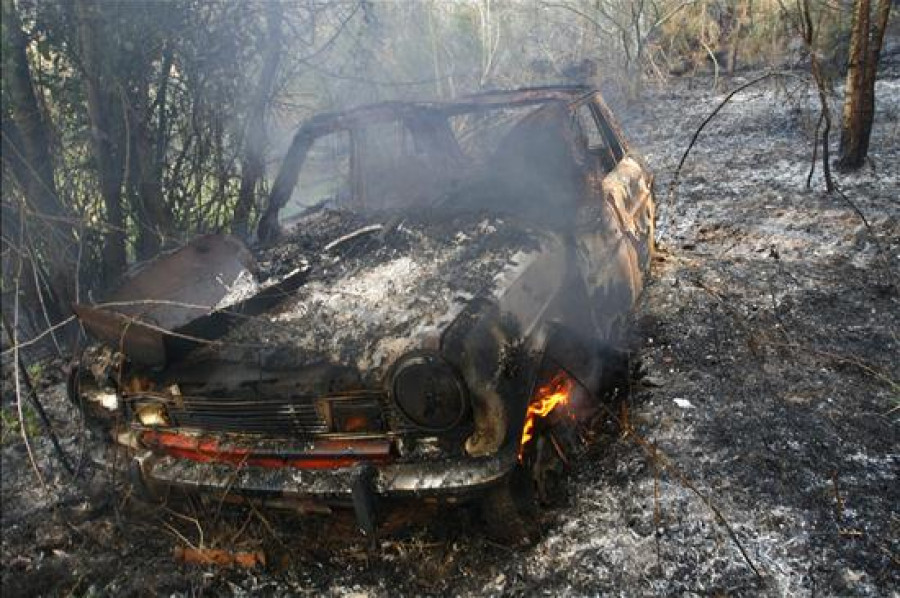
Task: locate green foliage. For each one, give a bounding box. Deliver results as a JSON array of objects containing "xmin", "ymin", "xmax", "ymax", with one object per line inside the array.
[{"xmin": 0, "ymin": 405, "xmax": 41, "ymax": 447}]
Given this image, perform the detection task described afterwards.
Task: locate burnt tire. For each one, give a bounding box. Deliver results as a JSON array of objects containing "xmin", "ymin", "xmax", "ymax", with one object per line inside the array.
[
  {"xmin": 480, "ymin": 465, "xmax": 539, "ymax": 544},
  {"xmin": 532, "ymin": 433, "xmax": 571, "ymax": 508}
]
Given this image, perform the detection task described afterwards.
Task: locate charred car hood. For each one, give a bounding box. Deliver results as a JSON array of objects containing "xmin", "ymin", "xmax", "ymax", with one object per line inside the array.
[
  {"xmin": 75, "ymin": 209, "xmax": 567, "ymax": 379},
  {"xmin": 189, "ymin": 208, "xmax": 563, "ymax": 377}
]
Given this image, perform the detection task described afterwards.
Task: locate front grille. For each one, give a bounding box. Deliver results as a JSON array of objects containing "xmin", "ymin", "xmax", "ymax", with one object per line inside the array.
[
  {"xmin": 164, "ymin": 391, "xmax": 415, "ymax": 438},
  {"xmin": 169, "ymin": 396, "xmax": 329, "ymax": 436}
]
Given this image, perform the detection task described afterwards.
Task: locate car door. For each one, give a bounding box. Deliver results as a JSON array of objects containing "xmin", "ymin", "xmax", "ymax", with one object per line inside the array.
[{"xmin": 572, "ymin": 94, "xmax": 655, "ymax": 348}]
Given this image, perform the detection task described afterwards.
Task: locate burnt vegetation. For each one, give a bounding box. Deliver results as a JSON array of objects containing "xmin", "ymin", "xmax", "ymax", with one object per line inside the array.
[{"xmin": 2, "ymin": 1, "xmax": 899, "ymax": 596}]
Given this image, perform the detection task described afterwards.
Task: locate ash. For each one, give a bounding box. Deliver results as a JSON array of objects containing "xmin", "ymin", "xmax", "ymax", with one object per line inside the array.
[
  {"xmin": 3, "ymin": 58, "xmax": 899, "ymax": 596},
  {"xmin": 216, "ymin": 208, "xmax": 545, "ymax": 376}
]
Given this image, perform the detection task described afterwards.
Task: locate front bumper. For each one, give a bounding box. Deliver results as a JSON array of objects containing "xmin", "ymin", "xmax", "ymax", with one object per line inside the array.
[{"xmin": 131, "ymin": 445, "xmax": 518, "ymax": 502}]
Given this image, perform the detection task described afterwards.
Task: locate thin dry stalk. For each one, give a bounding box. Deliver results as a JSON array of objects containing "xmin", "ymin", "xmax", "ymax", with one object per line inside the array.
[
  {"xmin": 159, "ymin": 518, "xmax": 199, "ymax": 551},
  {"xmin": 0, "ymin": 315, "xmax": 77, "ymax": 357},
  {"xmin": 10, "ymin": 240, "xmax": 49, "ymax": 492},
  {"xmin": 28, "ymin": 254, "xmax": 62, "ymax": 356},
  {"xmin": 214, "ymin": 452, "xmax": 251, "ymax": 522},
  {"xmin": 164, "ymin": 506, "xmax": 206, "ymax": 549},
  {"xmin": 2, "ymin": 313, "xmax": 74, "ymax": 475},
  {"xmin": 248, "ymin": 500, "xmax": 286, "ymax": 549},
  {"xmin": 807, "ymin": 109, "xmax": 824, "ymax": 188},
  {"xmin": 663, "ymin": 71, "xmax": 798, "ymax": 238}
]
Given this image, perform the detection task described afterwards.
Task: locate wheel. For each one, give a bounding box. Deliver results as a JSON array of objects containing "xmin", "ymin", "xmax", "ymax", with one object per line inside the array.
[
  {"xmin": 480, "ymin": 465, "xmax": 539, "ymax": 544},
  {"xmin": 531, "ymin": 432, "xmax": 571, "ymax": 507}
]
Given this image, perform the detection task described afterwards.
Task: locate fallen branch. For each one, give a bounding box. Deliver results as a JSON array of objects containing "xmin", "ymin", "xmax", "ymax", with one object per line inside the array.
[
  {"xmin": 668, "ymin": 72, "xmax": 789, "ymax": 201},
  {"xmin": 662, "ymin": 71, "xmax": 799, "ymax": 239},
  {"xmin": 0, "ymin": 315, "xmax": 76, "ymax": 358},
  {"xmin": 174, "ymin": 546, "xmax": 266, "ymax": 569},
  {"xmin": 323, "ymin": 224, "xmax": 384, "ymax": 253},
  {"xmin": 622, "ymin": 420, "xmax": 763, "ymax": 579}
]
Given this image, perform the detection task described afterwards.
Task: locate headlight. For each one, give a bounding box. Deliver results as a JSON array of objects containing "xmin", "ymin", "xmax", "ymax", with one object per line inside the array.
[
  {"xmin": 135, "ymin": 403, "xmax": 170, "ymax": 427},
  {"xmin": 390, "ymin": 353, "xmax": 467, "ymax": 432}
]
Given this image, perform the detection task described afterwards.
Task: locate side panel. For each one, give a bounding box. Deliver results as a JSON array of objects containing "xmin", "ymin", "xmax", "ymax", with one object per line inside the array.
[{"xmin": 575, "ymin": 156, "xmax": 653, "ymax": 348}]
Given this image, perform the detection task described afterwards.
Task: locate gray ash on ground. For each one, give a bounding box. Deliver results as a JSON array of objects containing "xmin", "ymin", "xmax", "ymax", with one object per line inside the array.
[{"xmin": 3, "ymin": 63, "xmax": 899, "ymax": 596}]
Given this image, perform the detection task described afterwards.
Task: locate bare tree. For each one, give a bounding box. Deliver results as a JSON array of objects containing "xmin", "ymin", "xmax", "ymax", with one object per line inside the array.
[
  {"xmin": 233, "ymin": 1, "xmax": 284, "ymax": 240},
  {"xmin": 1, "ymin": 0, "xmax": 76, "ymax": 315},
  {"xmin": 73, "ymin": 0, "xmax": 127, "ymax": 277},
  {"xmin": 838, "ymin": 0, "xmax": 892, "ymax": 170}
]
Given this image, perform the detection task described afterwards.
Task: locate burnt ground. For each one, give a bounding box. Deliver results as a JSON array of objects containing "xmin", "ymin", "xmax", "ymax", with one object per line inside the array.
[{"xmin": 2, "ymin": 60, "xmax": 898, "ymax": 596}]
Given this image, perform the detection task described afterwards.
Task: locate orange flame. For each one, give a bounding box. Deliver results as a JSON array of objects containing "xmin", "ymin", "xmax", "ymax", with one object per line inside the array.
[{"xmin": 519, "ymin": 373, "xmax": 574, "ymax": 459}]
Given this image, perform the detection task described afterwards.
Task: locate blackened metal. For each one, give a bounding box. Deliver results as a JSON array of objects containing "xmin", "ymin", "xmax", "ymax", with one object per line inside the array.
[{"xmin": 351, "ymin": 463, "xmax": 379, "ymax": 536}]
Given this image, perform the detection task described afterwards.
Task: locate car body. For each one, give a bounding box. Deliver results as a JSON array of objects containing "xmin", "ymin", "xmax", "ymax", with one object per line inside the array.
[{"xmin": 70, "ymin": 86, "xmax": 654, "ymax": 536}]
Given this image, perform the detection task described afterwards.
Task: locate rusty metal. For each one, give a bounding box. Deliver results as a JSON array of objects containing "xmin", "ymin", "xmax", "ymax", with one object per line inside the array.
[
  {"xmin": 102, "ymin": 234, "xmax": 253, "ymax": 329},
  {"xmin": 74, "ymin": 240, "xmax": 309, "ymax": 366},
  {"xmin": 74, "ymin": 234, "xmax": 254, "ymax": 365}
]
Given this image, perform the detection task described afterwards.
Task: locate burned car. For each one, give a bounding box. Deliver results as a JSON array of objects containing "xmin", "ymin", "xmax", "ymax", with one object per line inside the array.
[{"xmin": 70, "ymin": 86, "xmax": 654, "ymax": 539}]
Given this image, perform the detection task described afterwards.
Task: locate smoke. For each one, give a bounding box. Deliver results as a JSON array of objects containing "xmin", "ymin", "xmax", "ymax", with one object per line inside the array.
[{"xmin": 277, "ymin": 98, "xmax": 590, "ymax": 233}]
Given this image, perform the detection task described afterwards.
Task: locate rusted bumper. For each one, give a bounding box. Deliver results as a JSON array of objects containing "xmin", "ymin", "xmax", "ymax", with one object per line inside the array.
[{"xmin": 131, "ymin": 446, "xmax": 518, "ymax": 504}]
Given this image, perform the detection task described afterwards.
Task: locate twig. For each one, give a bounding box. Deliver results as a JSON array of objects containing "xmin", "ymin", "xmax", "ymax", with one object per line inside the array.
[
  {"xmin": 700, "ymin": 41, "xmax": 719, "ymax": 92},
  {"xmin": 248, "ymin": 500, "xmax": 286, "ymax": 549},
  {"xmin": 229, "ymin": 508, "xmax": 256, "ymax": 545},
  {"xmin": 625, "ymin": 422, "xmax": 763, "ymax": 578},
  {"xmin": 0, "ymin": 315, "xmax": 76, "ymax": 357},
  {"xmin": 798, "ymin": 0, "xmax": 835, "ymax": 192},
  {"xmin": 767, "ymin": 340, "xmax": 898, "ymax": 394},
  {"xmin": 159, "ymin": 518, "xmax": 199, "ymax": 551},
  {"xmin": 164, "ymin": 506, "xmax": 206, "ymax": 549},
  {"xmin": 8, "ymin": 233, "xmax": 49, "ymax": 492},
  {"xmin": 668, "ymin": 72, "xmax": 791, "ymax": 201},
  {"xmin": 663, "ymin": 71, "xmax": 798, "ymax": 240},
  {"xmin": 807, "ymin": 109, "xmax": 824, "ymax": 189},
  {"xmin": 1, "ymin": 323, "xmax": 75, "ymax": 475},
  {"xmin": 323, "ymin": 224, "xmax": 384, "ymax": 253},
  {"xmin": 28, "ymin": 254, "xmax": 62, "ymax": 356},
  {"xmin": 831, "ymin": 184, "xmax": 874, "ymax": 235},
  {"xmin": 214, "ymin": 453, "xmax": 250, "ymax": 523}
]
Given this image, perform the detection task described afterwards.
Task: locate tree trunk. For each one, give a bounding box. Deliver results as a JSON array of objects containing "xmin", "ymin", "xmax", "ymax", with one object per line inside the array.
[
  {"xmin": 838, "ymin": 0, "xmax": 892, "ymax": 170},
  {"xmin": 129, "ymin": 68, "xmax": 174, "ymax": 260},
  {"xmin": 232, "ymin": 0, "xmax": 283, "ymax": 240},
  {"xmin": 74, "ymin": 0, "xmax": 127, "ymax": 278},
  {"xmin": 1, "ymin": 0, "xmax": 76, "ymax": 315},
  {"xmin": 727, "ymin": 0, "xmax": 750, "ymax": 73}
]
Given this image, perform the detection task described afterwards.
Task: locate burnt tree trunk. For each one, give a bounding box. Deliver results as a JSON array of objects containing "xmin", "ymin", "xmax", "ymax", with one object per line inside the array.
[
  {"xmin": 233, "ymin": 1, "xmax": 283, "ymax": 240},
  {"xmin": 838, "ymin": 0, "xmax": 892, "ymax": 170},
  {"xmin": 74, "ymin": 0, "xmax": 127, "ymax": 279},
  {"xmin": 1, "ymin": 0, "xmax": 75, "ymax": 317},
  {"xmin": 128, "ymin": 66, "xmax": 174, "ymax": 261}
]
